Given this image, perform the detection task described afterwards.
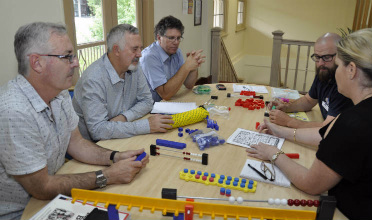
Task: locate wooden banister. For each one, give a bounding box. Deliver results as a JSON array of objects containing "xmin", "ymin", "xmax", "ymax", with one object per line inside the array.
[
  {"xmin": 353, "ymin": 0, "xmax": 372, "ymax": 31},
  {"xmin": 270, "ymin": 30, "xmax": 284, "ymax": 88},
  {"xmin": 210, "ymin": 28, "xmax": 240, "ymax": 83},
  {"xmin": 270, "ymin": 30, "xmax": 314, "ymax": 94}
]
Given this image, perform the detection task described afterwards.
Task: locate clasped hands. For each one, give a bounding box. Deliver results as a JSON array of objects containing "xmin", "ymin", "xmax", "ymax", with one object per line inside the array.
[{"xmin": 185, "ymin": 49, "xmax": 206, "ymax": 71}]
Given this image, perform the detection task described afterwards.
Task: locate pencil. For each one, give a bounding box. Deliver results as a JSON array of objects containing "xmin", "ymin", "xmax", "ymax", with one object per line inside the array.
[{"xmin": 248, "ymin": 163, "xmax": 268, "ymax": 180}]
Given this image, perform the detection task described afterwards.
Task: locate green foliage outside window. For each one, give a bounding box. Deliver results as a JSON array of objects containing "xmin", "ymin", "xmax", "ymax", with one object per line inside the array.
[{"xmin": 87, "ymin": 0, "xmax": 136, "ymax": 42}]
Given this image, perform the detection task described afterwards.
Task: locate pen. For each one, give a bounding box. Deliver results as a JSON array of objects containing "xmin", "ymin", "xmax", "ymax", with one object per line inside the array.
[{"xmin": 248, "ymin": 163, "xmax": 267, "ymax": 180}]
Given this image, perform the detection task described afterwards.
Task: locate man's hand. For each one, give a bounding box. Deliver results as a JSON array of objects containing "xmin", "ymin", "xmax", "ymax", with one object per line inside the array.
[
  {"xmin": 115, "ymin": 148, "xmax": 149, "ymax": 168},
  {"xmin": 103, "ymin": 157, "xmax": 144, "ymax": 184},
  {"xmin": 267, "ymin": 100, "xmax": 287, "ymax": 111},
  {"xmin": 269, "ymin": 109, "xmax": 293, "ymax": 127},
  {"xmin": 185, "ymin": 49, "xmax": 205, "ymax": 71},
  {"xmin": 148, "ymin": 114, "xmax": 174, "ymax": 133}
]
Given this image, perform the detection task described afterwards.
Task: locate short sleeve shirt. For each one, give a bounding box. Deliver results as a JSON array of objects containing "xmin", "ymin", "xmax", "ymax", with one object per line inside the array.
[
  {"xmin": 308, "ymin": 75, "xmax": 353, "ymax": 119},
  {"xmin": 0, "ymin": 75, "xmax": 78, "ymax": 219},
  {"xmin": 140, "ymin": 41, "xmax": 184, "ymax": 102}
]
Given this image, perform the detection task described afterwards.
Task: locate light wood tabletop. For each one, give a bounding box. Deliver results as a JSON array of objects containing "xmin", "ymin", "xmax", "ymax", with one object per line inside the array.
[{"xmin": 21, "ymin": 83, "xmax": 347, "ymax": 219}]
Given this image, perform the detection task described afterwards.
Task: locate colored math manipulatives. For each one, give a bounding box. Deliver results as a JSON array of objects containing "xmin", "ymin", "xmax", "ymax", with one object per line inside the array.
[
  {"xmin": 169, "ymin": 107, "xmax": 209, "ymax": 129},
  {"xmin": 150, "ymin": 145, "xmax": 208, "ymax": 165},
  {"xmin": 179, "ymin": 169, "xmax": 257, "ymax": 193},
  {"xmin": 189, "ymin": 129, "xmax": 225, "ymax": 150},
  {"xmin": 235, "ymin": 98, "xmax": 265, "ymax": 110},
  {"xmin": 156, "ymin": 139, "xmax": 186, "ymax": 149},
  {"xmin": 134, "ymin": 152, "xmax": 147, "ymax": 161}
]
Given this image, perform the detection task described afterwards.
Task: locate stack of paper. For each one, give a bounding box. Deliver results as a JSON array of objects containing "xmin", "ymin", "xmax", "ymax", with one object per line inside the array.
[
  {"xmin": 151, "ymin": 102, "xmax": 197, "ymax": 114},
  {"xmin": 240, "ymin": 159, "xmax": 291, "ymax": 188},
  {"xmin": 233, "ymin": 84, "xmax": 269, "ymax": 93}
]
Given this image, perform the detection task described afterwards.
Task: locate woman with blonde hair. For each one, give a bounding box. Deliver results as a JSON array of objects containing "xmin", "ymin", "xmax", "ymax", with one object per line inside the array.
[{"xmin": 247, "ymin": 28, "xmax": 372, "ymax": 219}]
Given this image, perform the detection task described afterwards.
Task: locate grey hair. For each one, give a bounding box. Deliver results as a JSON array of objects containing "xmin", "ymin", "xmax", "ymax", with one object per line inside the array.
[
  {"xmin": 107, "ymin": 24, "xmax": 139, "ymax": 52},
  {"xmin": 14, "ymin": 22, "xmax": 67, "ymax": 76}
]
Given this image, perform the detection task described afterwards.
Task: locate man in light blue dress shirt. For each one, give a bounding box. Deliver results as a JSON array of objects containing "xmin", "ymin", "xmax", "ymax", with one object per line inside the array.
[
  {"xmin": 73, "ymin": 24, "xmax": 174, "ymax": 141},
  {"xmin": 140, "ymin": 16, "xmax": 205, "ymax": 102}
]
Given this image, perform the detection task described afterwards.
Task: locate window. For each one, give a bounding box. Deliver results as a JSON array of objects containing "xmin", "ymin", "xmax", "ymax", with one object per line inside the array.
[
  {"xmin": 64, "ymin": 0, "xmax": 154, "ymax": 83},
  {"xmin": 213, "ymin": 0, "xmax": 227, "ymax": 34},
  {"xmin": 236, "ymin": 0, "xmax": 246, "ymax": 32}
]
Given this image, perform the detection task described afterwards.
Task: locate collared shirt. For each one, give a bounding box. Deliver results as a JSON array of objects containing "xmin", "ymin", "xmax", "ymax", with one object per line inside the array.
[
  {"xmin": 140, "ymin": 41, "xmax": 184, "ymax": 102},
  {"xmin": 0, "ymin": 75, "xmax": 78, "ymax": 220},
  {"xmin": 72, "ymin": 53, "xmax": 153, "ymax": 141},
  {"xmin": 308, "ymin": 75, "xmax": 353, "ymax": 119}
]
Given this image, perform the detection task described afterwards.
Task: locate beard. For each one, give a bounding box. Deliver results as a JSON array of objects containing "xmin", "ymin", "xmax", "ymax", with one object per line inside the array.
[
  {"xmin": 128, "ymin": 58, "xmax": 140, "ymax": 71},
  {"xmin": 316, "ymin": 64, "xmax": 336, "ymax": 82},
  {"xmin": 128, "ymin": 64, "xmax": 138, "ymax": 71}
]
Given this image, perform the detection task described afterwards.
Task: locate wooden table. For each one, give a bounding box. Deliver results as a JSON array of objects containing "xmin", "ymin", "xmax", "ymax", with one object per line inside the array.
[{"xmin": 21, "ymin": 84, "xmax": 346, "ymax": 219}]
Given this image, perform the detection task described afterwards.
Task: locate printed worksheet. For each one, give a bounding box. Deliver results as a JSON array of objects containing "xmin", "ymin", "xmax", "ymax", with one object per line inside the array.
[
  {"xmin": 227, "ymin": 128, "xmax": 284, "ymax": 149},
  {"xmin": 233, "ymin": 84, "xmax": 269, "ymax": 93}
]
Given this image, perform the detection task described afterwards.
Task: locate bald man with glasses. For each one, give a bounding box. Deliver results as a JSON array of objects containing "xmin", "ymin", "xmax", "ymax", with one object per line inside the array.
[
  {"xmin": 140, "ymin": 15, "xmax": 205, "ymax": 102},
  {"xmin": 262, "ymin": 33, "xmax": 353, "ymax": 147}
]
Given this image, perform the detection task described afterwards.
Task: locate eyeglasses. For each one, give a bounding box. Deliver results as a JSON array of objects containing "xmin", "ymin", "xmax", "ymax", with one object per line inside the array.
[
  {"xmin": 38, "ymin": 54, "xmax": 77, "ymax": 64},
  {"xmin": 163, "ymin": 35, "xmax": 183, "ymax": 42},
  {"xmin": 261, "ymin": 161, "xmax": 276, "ymax": 181},
  {"xmin": 311, "ymin": 53, "xmax": 336, "ymax": 62}
]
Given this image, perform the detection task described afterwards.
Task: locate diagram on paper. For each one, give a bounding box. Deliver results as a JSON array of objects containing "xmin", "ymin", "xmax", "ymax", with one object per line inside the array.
[{"xmin": 227, "ymin": 128, "xmax": 284, "ymax": 150}]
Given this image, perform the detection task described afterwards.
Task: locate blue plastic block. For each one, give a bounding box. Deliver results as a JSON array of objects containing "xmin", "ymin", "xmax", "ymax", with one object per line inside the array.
[
  {"xmin": 178, "ymin": 132, "xmax": 183, "ymax": 137},
  {"xmin": 173, "ymin": 213, "xmax": 184, "ymax": 220},
  {"xmin": 178, "ymin": 127, "xmax": 183, "ymax": 132},
  {"xmin": 108, "ymin": 204, "xmax": 119, "ymax": 220},
  {"xmin": 135, "ymin": 152, "xmax": 147, "ymax": 161},
  {"xmin": 156, "ymin": 139, "xmax": 186, "ymax": 149},
  {"xmin": 190, "ymin": 170, "xmax": 195, "ymax": 174},
  {"xmin": 183, "ymin": 168, "xmax": 188, "ymax": 173}
]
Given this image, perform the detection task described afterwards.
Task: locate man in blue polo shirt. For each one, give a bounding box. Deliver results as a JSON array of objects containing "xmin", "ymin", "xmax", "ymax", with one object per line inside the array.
[
  {"xmin": 263, "ymin": 33, "xmax": 353, "ymax": 146},
  {"xmin": 140, "ymin": 15, "xmax": 205, "ymax": 102}
]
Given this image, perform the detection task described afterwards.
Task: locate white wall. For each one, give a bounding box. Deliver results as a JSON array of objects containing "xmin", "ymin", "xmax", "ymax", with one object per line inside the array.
[
  {"xmin": 153, "ymin": 0, "xmax": 212, "ymax": 79},
  {"xmin": 0, "ymin": 0, "xmax": 65, "ymax": 86},
  {"xmin": 235, "ymin": 0, "xmax": 355, "ymax": 86}
]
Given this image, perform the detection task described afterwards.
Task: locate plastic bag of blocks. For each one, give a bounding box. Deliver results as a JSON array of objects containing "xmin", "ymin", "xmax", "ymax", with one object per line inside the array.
[{"xmin": 189, "ymin": 128, "xmax": 225, "ymax": 150}]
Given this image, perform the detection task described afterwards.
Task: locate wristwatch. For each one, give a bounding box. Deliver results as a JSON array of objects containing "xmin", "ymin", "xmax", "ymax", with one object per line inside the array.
[
  {"xmin": 271, "ymin": 150, "xmax": 285, "ymax": 164},
  {"xmin": 95, "ymin": 170, "xmax": 107, "ymax": 188}
]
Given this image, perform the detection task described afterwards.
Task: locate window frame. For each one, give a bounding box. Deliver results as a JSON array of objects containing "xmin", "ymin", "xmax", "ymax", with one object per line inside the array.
[
  {"xmin": 213, "ymin": 0, "xmax": 228, "ymax": 37},
  {"xmin": 235, "ymin": 0, "xmax": 246, "ymax": 32},
  {"xmin": 63, "ymin": 0, "xmax": 154, "ymax": 84}
]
